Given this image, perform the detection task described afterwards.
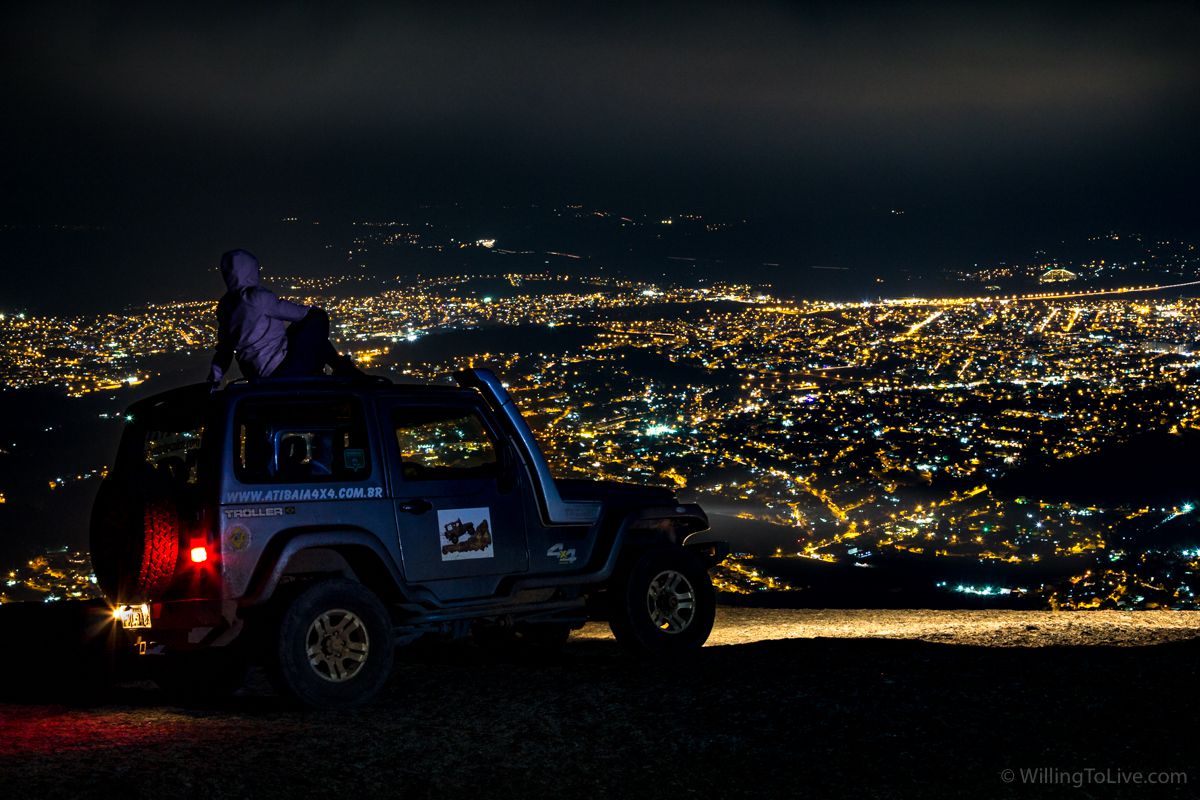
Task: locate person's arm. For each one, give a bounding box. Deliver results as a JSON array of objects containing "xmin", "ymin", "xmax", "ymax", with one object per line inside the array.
[
  {"xmin": 265, "ymin": 293, "xmax": 312, "ymax": 322},
  {"xmin": 208, "ymin": 321, "xmax": 234, "ymax": 386}
]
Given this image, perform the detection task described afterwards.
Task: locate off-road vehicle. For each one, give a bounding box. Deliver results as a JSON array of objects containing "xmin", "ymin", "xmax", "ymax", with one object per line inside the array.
[{"xmin": 91, "ymin": 369, "xmax": 725, "ymax": 707}]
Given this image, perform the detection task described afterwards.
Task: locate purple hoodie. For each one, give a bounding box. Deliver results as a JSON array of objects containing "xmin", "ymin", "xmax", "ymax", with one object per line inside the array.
[{"xmin": 208, "ymin": 250, "xmax": 311, "ymax": 382}]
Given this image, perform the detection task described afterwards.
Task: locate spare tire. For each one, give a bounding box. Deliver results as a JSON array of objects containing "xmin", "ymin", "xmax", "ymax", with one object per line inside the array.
[{"xmin": 90, "ymin": 467, "xmax": 182, "ymax": 602}]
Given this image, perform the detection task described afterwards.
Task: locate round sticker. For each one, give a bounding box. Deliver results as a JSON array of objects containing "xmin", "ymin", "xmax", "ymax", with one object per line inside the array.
[{"xmin": 228, "ymin": 526, "xmax": 251, "ymax": 552}]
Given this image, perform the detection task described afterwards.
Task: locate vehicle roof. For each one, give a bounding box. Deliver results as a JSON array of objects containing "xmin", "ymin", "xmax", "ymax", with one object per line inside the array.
[{"xmin": 126, "ymin": 376, "xmax": 484, "ymax": 416}]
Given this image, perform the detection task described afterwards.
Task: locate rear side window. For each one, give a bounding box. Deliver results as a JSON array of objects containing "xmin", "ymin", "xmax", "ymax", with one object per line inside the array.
[
  {"xmin": 235, "ymin": 397, "xmax": 371, "ymax": 483},
  {"xmin": 144, "ymin": 428, "xmax": 204, "ymax": 485},
  {"xmin": 393, "ymin": 406, "xmax": 498, "ymax": 481},
  {"xmin": 118, "ymin": 395, "xmax": 207, "ymax": 485}
]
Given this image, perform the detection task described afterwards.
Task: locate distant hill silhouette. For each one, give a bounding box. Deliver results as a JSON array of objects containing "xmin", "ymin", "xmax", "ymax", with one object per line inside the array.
[{"xmin": 998, "ymin": 430, "xmax": 1199, "ymax": 506}]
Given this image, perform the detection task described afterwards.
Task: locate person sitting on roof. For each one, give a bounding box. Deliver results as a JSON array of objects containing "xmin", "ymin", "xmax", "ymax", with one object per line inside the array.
[{"xmin": 207, "ymin": 249, "xmax": 363, "ymax": 388}]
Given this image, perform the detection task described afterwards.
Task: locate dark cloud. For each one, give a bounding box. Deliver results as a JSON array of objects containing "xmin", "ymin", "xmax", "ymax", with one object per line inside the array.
[
  {"xmin": 3, "ymin": 2, "xmax": 1199, "ymax": 223},
  {"xmin": 14, "ymin": 5, "xmax": 1197, "ymax": 143}
]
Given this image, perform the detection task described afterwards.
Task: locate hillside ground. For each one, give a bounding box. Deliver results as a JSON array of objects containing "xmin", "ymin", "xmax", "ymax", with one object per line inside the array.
[{"xmin": 1, "ymin": 607, "xmax": 1197, "ymax": 799}]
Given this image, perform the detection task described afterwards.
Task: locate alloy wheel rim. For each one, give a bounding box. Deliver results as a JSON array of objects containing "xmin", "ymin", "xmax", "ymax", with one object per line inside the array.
[
  {"xmin": 646, "ymin": 569, "xmax": 696, "ymax": 634},
  {"xmin": 305, "ymin": 608, "xmax": 370, "ymax": 682}
]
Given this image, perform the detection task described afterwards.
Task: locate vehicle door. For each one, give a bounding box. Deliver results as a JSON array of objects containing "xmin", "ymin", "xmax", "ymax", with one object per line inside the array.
[
  {"xmin": 218, "ymin": 393, "xmax": 389, "ymax": 599},
  {"xmin": 378, "ymin": 398, "xmax": 528, "ymax": 583}
]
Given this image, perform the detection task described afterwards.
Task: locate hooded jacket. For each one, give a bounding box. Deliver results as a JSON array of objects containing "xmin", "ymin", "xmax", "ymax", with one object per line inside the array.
[{"xmin": 208, "ymin": 250, "xmax": 311, "ymax": 382}]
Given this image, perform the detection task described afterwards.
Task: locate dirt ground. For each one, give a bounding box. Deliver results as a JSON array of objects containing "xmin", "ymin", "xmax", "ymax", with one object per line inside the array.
[
  {"xmin": 1, "ymin": 607, "xmax": 1198, "ymax": 799},
  {"xmin": 635, "ymin": 606, "xmax": 1200, "ymax": 647}
]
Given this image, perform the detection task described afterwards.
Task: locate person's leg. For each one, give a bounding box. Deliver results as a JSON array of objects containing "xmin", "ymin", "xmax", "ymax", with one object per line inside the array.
[{"xmin": 275, "ymin": 308, "xmax": 340, "ymax": 377}]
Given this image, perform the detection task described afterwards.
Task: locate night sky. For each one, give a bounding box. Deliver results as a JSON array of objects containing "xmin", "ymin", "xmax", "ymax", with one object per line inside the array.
[{"xmin": 2, "ymin": 2, "xmax": 1199, "ymax": 304}]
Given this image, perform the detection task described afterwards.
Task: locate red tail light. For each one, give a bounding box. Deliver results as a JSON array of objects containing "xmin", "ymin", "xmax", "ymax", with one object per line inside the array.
[{"xmin": 189, "ymin": 545, "xmax": 208, "ymax": 563}]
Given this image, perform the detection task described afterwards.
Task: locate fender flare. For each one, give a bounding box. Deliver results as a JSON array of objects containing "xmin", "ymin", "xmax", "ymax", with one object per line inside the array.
[
  {"xmin": 512, "ymin": 504, "xmax": 717, "ymax": 592},
  {"xmin": 240, "ymin": 530, "xmax": 406, "ymax": 606}
]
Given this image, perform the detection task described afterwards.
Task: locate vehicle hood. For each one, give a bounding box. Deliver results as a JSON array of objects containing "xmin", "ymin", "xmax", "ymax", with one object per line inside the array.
[{"xmin": 555, "ymin": 478, "xmax": 676, "ymax": 507}]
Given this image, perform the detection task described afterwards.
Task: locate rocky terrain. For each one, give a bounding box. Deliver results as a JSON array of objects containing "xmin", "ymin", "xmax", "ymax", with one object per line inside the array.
[{"xmin": 1, "ymin": 607, "xmax": 1198, "ymax": 799}]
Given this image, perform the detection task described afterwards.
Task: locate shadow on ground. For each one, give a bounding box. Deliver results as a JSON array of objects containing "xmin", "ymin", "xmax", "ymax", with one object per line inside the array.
[{"xmin": 1, "ymin": 603, "xmax": 1197, "ymax": 799}]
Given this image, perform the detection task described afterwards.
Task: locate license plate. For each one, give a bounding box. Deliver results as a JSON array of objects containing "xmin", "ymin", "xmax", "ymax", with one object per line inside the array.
[{"xmin": 115, "ymin": 604, "xmax": 152, "ymax": 629}]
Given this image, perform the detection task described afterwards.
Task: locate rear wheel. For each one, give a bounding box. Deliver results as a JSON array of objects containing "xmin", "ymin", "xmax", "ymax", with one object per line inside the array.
[
  {"xmin": 609, "ymin": 546, "xmax": 716, "ymax": 656},
  {"xmin": 268, "ymin": 579, "xmax": 394, "ymax": 709}
]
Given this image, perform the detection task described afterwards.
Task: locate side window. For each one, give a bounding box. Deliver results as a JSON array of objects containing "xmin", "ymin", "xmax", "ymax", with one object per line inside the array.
[
  {"xmin": 393, "ymin": 406, "xmax": 498, "ymax": 481},
  {"xmin": 119, "ymin": 399, "xmax": 207, "ymax": 485},
  {"xmin": 145, "ymin": 428, "xmax": 204, "ymax": 485},
  {"xmin": 235, "ymin": 397, "xmax": 371, "ymax": 483}
]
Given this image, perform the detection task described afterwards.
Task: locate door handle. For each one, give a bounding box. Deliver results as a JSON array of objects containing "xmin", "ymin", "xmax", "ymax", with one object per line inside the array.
[{"xmin": 397, "ymin": 498, "xmax": 432, "ymax": 515}]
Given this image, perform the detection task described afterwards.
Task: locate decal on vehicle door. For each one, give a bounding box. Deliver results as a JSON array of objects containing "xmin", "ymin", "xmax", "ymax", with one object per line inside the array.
[
  {"xmin": 438, "ymin": 507, "xmax": 494, "ymax": 561},
  {"xmin": 547, "ymin": 543, "xmax": 577, "ymax": 565},
  {"xmin": 343, "ymin": 448, "xmax": 367, "ymax": 471},
  {"xmin": 222, "ymin": 486, "xmax": 383, "ymax": 503}
]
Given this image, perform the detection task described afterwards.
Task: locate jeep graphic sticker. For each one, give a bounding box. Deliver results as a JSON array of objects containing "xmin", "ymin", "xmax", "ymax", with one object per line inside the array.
[{"xmin": 438, "ymin": 507, "xmax": 494, "ymax": 561}]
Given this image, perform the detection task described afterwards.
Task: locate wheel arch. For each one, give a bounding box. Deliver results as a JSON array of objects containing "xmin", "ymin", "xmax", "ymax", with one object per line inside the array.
[
  {"xmin": 620, "ymin": 504, "xmax": 725, "ymax": 565},
  {"xmin": 241, "ymin": 530, "xmax": 407, "ymax": 607}
]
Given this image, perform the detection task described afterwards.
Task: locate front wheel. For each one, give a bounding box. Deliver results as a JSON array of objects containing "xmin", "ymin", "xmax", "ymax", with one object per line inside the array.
[
  {"xmin": 608, "ymin": 546, "xmax": 716, "ymax": 656},
  {"xmin": 268, "ymin": 579, "xmax": 395, "ymax": 709}
]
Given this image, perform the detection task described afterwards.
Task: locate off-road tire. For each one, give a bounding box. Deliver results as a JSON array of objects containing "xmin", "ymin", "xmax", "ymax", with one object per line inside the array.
[
  {"xmin": 138, "ymin": 494, "xmax": 180, "ymax": 597},
  {"xmin": 90, "ymin": 470, "xmax": 181, "ymax": 601},
  {"xmin": 268, "ymin": 579, "xmax": 394, "ymax": 709},
  {"xmin": 608, "ymin": 545, "xmax": 716, "ymax": 656}
]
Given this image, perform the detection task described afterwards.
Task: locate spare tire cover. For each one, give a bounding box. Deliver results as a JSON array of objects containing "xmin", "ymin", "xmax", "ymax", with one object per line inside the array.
[{"xmin": 90, "ymin": 468, "xmax": 181, "ymax": 602}]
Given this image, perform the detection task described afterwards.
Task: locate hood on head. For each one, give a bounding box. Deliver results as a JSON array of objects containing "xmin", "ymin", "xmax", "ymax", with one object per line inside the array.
[{"xmin": 220, "ymin": 249, "xmax": 260, "ymax": 290}]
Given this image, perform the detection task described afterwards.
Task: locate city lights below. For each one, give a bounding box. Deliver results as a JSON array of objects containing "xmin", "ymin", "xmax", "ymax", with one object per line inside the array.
[{"xmin": 2, "ymin": 237, "xmax": 1200, "ymax": 611}]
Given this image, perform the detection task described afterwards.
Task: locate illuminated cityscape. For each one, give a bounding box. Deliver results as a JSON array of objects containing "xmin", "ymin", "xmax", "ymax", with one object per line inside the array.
[
  {"xmin": 2, "ymin": 239, "xmax": 1199, "ymax": 609},
  {"xmin": 2, "ymin": 548, "xmax": 96, "ymax": 604}
]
